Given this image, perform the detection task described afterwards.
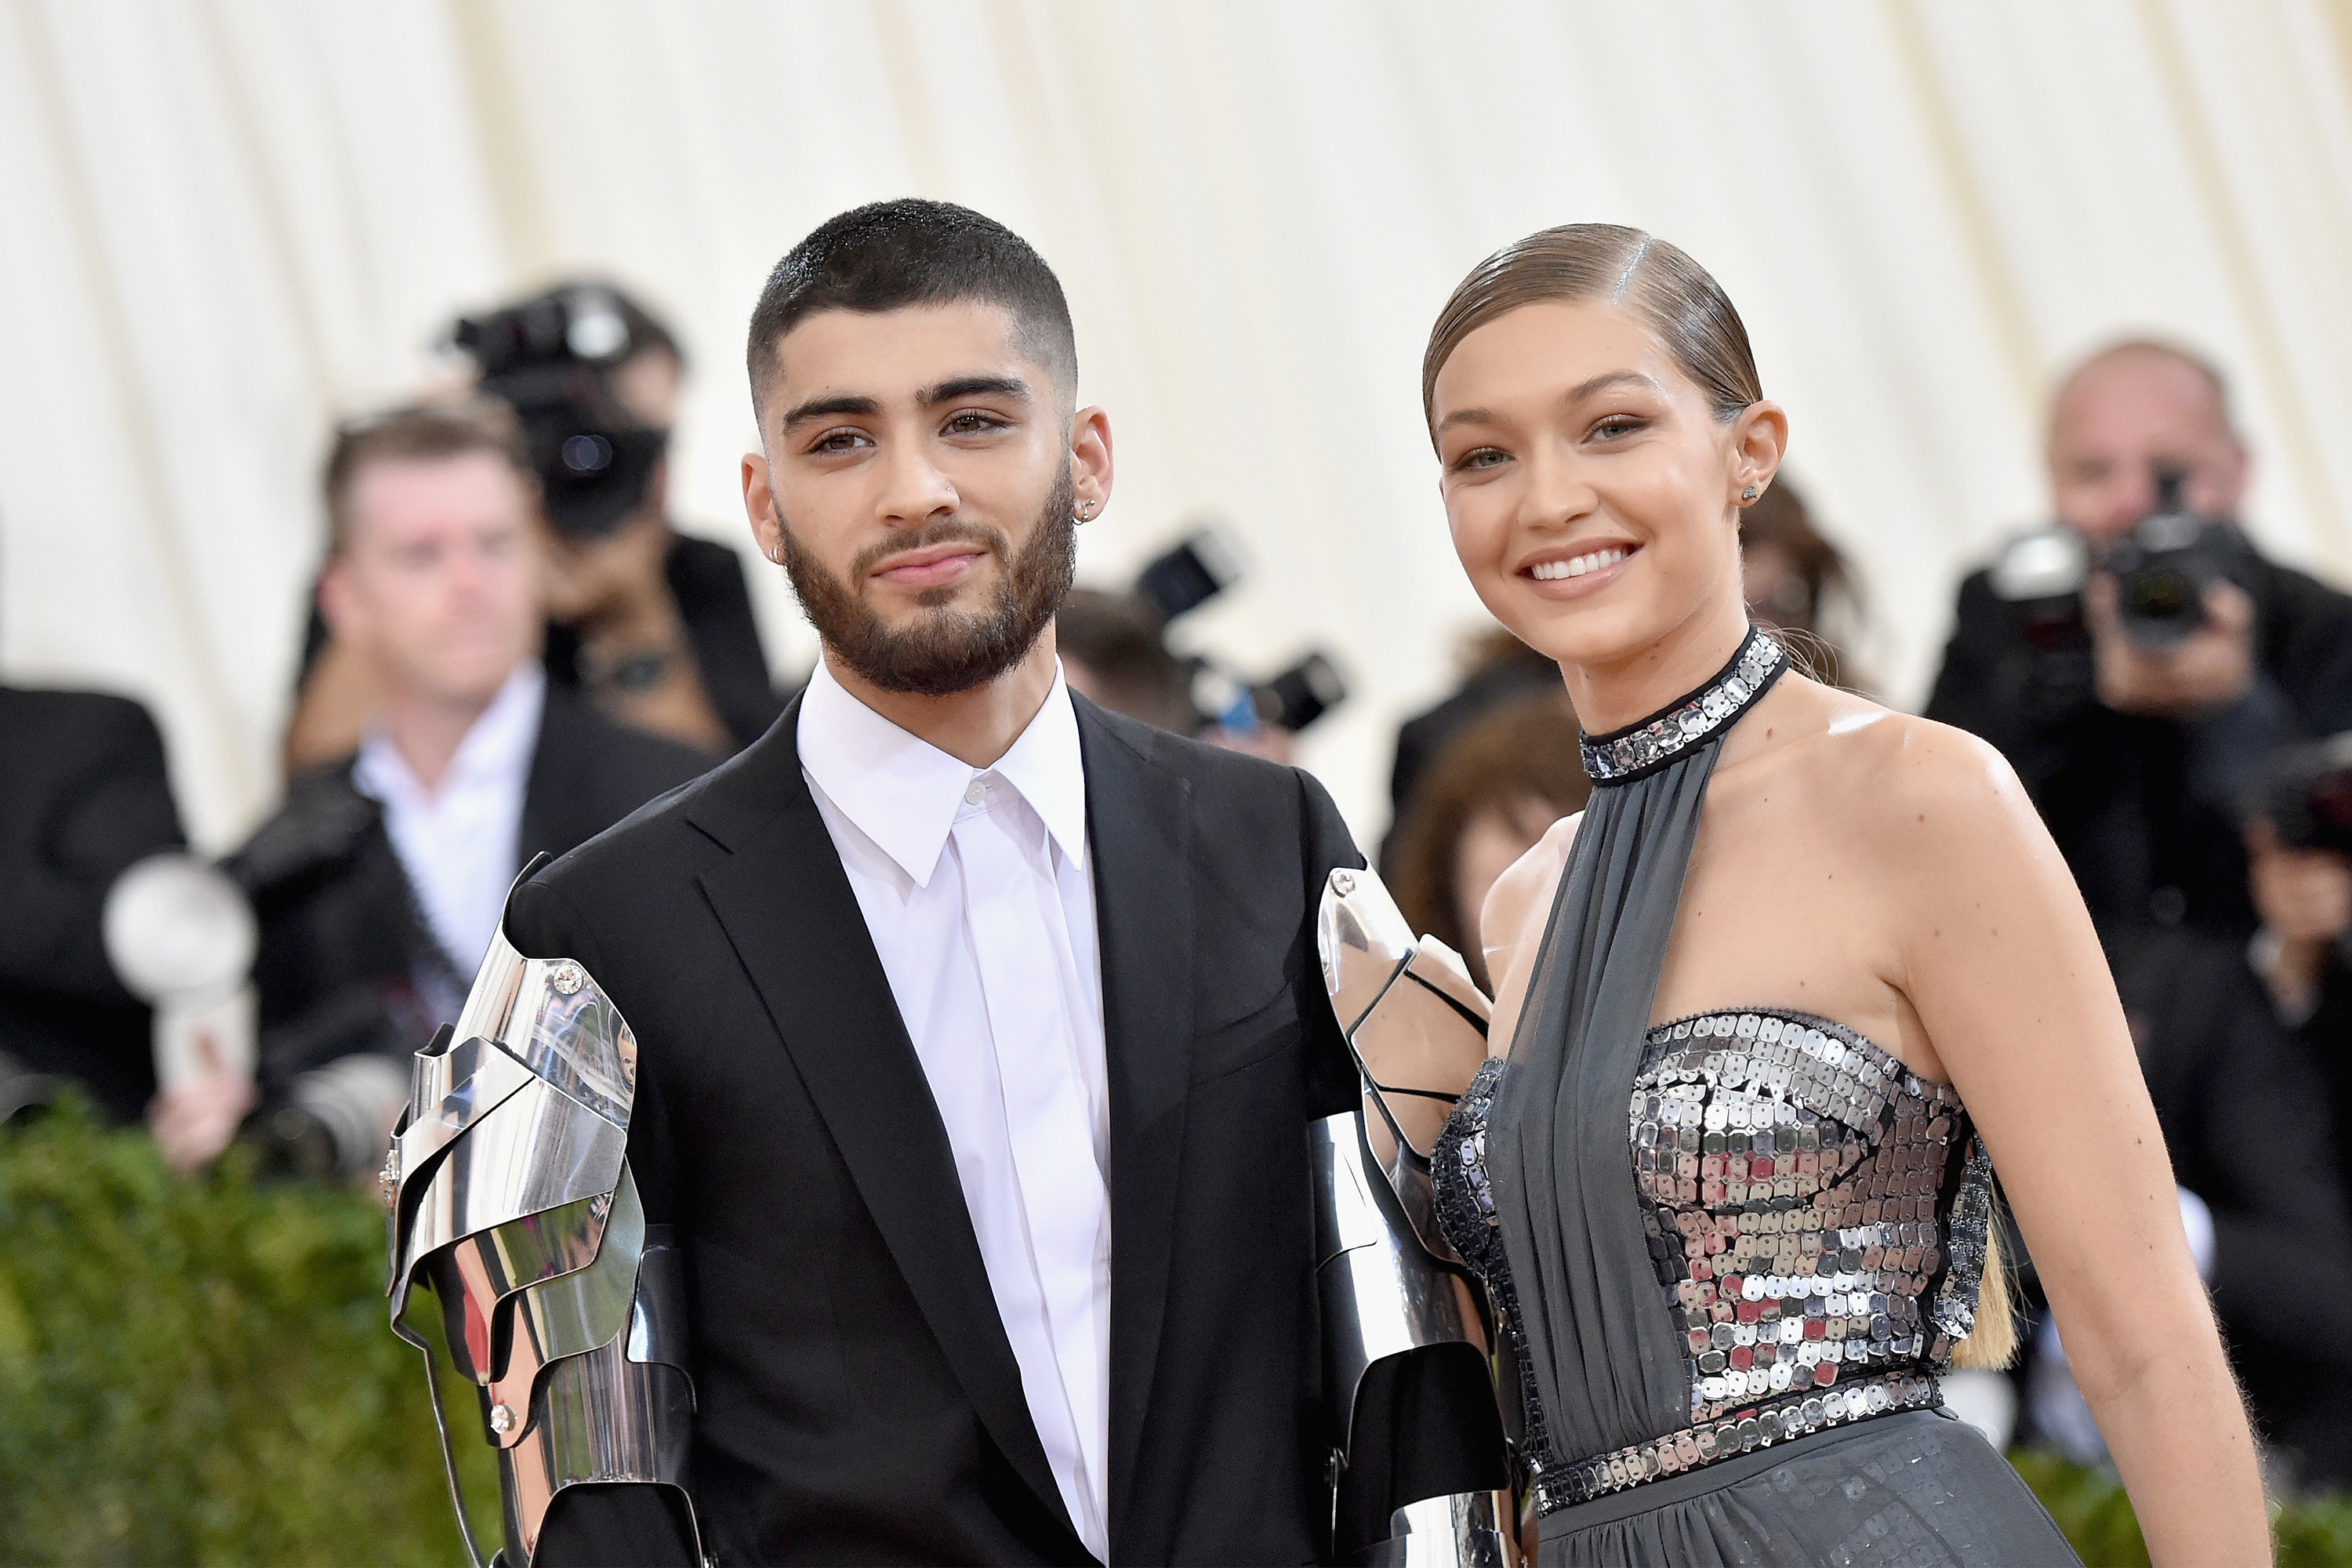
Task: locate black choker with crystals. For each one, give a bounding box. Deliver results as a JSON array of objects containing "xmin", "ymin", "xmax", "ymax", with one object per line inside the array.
[{"xmin": 1579, "ymin": 628, "xmax": 1789, "ymax": 785}]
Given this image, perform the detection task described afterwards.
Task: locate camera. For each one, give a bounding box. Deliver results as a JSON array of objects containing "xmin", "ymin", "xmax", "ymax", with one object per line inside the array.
[
  {"xmin": 1134, "ymin": 529, "xmax": 1350, "ymax": 735},
  {"xmin": 451, "ymin": 285, "xmax": 667, "ymax": 540},
  {"xmin": 2261, "ymin": 731, "xmax": 2352, "ymax": 858},
  {"xmin": 2100, "ymin": 470, "xmax": 2248, "ymax": 650}
]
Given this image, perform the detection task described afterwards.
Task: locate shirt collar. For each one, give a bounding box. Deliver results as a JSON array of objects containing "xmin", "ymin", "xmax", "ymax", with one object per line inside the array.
[
  {"xmin": 354, "ymin": 660, "xmax": 546, "ymax": 805},
  {"xmin": 798, "ymin": 656, "xmax": 1088, "ymax": 888}
]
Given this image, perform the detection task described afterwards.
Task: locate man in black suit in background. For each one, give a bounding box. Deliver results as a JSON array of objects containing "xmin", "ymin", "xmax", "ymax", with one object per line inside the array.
[
  {"xmin": 0, "ymin": 682, "xmax": 187, "ymax": 1121},
  {"xmin": 515, "ymin": 201, "xmax": 1404, "ymax": 1565},
  {"xmin": 160, "ymin": 399, "xmax": 710, "ymax": 1176}
]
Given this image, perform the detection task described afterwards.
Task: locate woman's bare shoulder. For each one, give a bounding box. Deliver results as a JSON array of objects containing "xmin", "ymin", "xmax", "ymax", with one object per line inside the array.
[{"xmin": 1783, "ymin": 701, "xmax": 2051, "ymax": 880}]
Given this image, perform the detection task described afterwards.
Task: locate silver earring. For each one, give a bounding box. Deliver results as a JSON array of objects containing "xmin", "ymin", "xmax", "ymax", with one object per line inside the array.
[
  {"xmin": 1076, "ymin": 501, "xmax": 1096, "ymax": 523},
  {"xmin": 1740, "ymin": 485, "xmax": 1760, "ymax": 502}
]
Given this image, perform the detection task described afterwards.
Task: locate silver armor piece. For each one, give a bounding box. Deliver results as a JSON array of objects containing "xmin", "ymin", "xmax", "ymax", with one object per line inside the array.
[
  {"xmin": 1316, "ymin": 869, "xmax": 1519, "ymax": 1566},
  {"xmin": 387, "ymin": 924, "xmax": 702, "ymax": 1568}
]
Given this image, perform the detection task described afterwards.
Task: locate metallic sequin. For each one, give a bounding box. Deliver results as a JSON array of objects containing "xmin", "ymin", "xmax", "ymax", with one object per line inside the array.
[
  {"xmin": 1433, "ymin": 1004, "xmax": 1996, "ymax": 1519},
  {"xmin": 1580, "ymin": 630, "xmax": 1788, "ymax": 785}
]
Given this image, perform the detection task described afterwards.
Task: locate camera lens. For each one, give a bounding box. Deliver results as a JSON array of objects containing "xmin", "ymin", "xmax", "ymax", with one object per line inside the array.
[
  {"xmin": 2120, "ymin": 564, "xmax": 2198, "ymax": 627},
  {"xmin": 561, "ymin": 433, "xmax": 615, "ymax": 477}
]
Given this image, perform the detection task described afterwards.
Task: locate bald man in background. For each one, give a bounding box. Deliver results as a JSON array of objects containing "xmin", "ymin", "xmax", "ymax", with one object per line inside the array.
[{"xmin": 1927, "ymin": 339, "xmax": 2352, "ymax": 942}]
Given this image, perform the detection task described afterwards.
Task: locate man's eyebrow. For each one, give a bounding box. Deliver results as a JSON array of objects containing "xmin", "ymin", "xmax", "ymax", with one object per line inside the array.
[
  {"xmin": 779, "ymin": 392, "xmax": 880, "ymax": 429},
  {"xmin": 921, "ymin": 374, "xmax": 1031, "ymax": 407}
]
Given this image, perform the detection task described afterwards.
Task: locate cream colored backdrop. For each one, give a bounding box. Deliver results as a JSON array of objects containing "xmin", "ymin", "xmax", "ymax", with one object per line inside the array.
[{"xmin": 4, "ymin": 0, "xmax": 2349, "ymax": 849}]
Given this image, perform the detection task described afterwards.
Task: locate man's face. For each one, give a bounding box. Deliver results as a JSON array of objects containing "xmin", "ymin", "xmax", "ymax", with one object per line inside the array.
[
  {"xmin": 2048, "ymin": 350, "xmax": 2249, "ymax": 545},
  {"xmin": 742, "ymin": 301, "xmax": 1098, "ymax": 696},
  {"xmin": 322, "ymin": 452, "xmax": 543, "ymax": 710}
]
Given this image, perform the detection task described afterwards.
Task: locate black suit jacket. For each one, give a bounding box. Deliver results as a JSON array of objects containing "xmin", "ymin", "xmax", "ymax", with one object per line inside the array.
[
  {"xmin": 237, "ymin": 684, "xmax": 712, "ymax": 1087},
  {"xmin": 0, "ymin": 687, "xmax": 187, "ymax": 1120},
  {"xmin": 1926, "ymin": 552, "xmax": 2352, "ymax": 938},
  {"xmin": 511, "ymin": 693, "xmax": 1368, "ymax": 1566}
]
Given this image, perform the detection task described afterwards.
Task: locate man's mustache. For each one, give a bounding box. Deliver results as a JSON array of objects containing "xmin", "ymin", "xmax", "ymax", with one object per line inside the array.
[{"xmin": 851, "ymin": 521, "xmax": 1008, "ymax": 579}]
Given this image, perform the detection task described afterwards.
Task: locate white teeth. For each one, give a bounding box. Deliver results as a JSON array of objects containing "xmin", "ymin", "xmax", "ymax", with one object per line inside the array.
[{"xmin": 1532, "ymin": 546, "xmax": 1630, "ymax": 581}]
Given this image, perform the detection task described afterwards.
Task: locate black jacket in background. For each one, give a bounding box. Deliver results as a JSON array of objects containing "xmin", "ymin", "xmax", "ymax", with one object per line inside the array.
[
  {"xmin": 1926, "ymin": 548, "xmax": 2352, "ymax": 940},
  {"xmin": 2111, "ymin": 927, "xmax": 2352, "ymax": 1480},
  {"xmin": 544, "ymin": 532, "xmax": 788, "ymax": 751},
  {"xmin": 0, "ymin": 687, "xmax": 187, "ymax": 1120},
  {"xmin": 233, "ymin": 684, "xmax": 712, "ymax": 1091},
  {"xmin": 512, "ymin": 694, "xmax": 1486, "ymax": 1566}
]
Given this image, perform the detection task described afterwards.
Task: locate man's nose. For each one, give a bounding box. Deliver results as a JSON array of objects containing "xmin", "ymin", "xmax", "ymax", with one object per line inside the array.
[{"xmin": 876, "ymin": 441, "xmax": 958, "ymax": 527}]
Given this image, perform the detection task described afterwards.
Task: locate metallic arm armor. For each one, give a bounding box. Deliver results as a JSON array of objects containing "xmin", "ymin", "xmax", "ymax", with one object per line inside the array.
[
  {"xmin": 384, "ymin": 925, "xmax": 702, "ymax": 1568},
  {"xmin": 1316, "ymin": 868, "xmax": 1519, "ymax": 1567}
]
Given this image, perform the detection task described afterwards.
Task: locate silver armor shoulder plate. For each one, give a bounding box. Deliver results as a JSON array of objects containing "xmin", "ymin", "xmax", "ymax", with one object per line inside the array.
[
  {"xmin": 1316, "ymin": 867, "xmax": 1519, "ymax": 1566},
  {"xmin": 386, "ymin": 924, "xmax": 702, "ymax": 1568}
]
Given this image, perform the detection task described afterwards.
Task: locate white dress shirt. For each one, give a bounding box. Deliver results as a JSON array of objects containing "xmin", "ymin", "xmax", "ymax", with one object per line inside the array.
[
  {"xmin": 798, "ymin": 657, "xmax": 1112, "ymax": 1559},
  {"xmin": 354, "ymin": 662, "xmax": 545, "ymax": 982}
]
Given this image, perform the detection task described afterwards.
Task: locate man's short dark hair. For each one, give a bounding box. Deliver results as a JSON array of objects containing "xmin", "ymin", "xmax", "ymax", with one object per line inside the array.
[{"xmin": 745, "ymin": 199, "xmax": 1077, "ymax": 416}]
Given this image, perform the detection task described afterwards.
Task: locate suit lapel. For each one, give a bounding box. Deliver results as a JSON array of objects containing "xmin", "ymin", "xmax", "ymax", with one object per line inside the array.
[
  {"xmin": 1074, "ymin": 700, "xmax": 1199, "ymax": 1544},
  {"xmin": 687, "ymin": 699, "xmax": 1079, "ymax": 1548}
]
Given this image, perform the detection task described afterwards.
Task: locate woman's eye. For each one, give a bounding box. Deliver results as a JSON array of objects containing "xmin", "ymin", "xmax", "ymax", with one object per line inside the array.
[
  {"xmin": 1454, "ymin": 447, "xmax": 1508, "ymax": 472},
  {"xmin": 1591, "ymin": 416, "xmax": 1645, "ymax": 440}
]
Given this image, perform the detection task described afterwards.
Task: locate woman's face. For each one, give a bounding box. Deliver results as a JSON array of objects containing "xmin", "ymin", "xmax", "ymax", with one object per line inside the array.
[{"xmin": 1431, "ymin": 299, "xmax": 1780, "ymax": 671}]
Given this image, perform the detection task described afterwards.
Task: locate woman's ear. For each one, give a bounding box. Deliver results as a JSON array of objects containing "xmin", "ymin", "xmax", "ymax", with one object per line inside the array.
[{"xmin": 1730, "ymin": 400, "xmax": 1789, "ymax": 506}]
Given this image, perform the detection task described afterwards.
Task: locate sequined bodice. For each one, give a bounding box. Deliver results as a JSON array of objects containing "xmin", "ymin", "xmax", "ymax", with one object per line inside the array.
[{"xmin": 1432, "ymin": 1007, "xmax": 1994, "ymax": 1513}]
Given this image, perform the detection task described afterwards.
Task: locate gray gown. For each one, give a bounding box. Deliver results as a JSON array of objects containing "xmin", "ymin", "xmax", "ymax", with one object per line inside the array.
[{"xmin": 1431, "ymin": 630, "xmax": 2078, "ymax": 1566}]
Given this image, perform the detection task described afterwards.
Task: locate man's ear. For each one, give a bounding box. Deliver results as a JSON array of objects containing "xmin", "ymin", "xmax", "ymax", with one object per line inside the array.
[
  {"xmin": 317, "ymin": 556, "xmax": 364, "ymax": 647},
  {"xmin": 742, "ymin": 452, "xmax": 782, "ymax": 565},
  {"xmin": 1069, "ymin": 405, "xmax": 1115, "ymax": 518}
]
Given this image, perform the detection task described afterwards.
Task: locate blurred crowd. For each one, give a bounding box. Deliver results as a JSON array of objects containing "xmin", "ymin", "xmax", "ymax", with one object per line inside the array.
[{"xmin": 5, "ymin": 282, "xmax": 2352, "ymax": 1490}]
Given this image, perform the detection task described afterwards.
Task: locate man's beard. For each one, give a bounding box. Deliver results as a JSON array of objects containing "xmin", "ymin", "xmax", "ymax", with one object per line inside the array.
[{"xmin": 778, "ymin": 464, "xmax": 1076, "ymax": 698}]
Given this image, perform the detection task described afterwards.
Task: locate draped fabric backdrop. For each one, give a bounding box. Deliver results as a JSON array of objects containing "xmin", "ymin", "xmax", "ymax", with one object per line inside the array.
[{"xmin": 3, "ymin": 0, "xmax": 2349, "ymax": 849}]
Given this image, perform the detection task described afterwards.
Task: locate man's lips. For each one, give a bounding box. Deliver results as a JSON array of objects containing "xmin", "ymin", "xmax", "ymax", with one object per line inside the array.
[{"xmin": 871, "ymin": 543, "xmax": 989, "ymax": 591}]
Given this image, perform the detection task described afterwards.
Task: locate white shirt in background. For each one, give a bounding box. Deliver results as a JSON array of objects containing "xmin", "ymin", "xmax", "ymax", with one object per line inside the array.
[
  {"xmin": 354, "ymin": 661, "xmax": 545, "ymax": 978},
  {"xmin": 797, "ymin": 656, "xmax": 1112, "ymax": 1562}
]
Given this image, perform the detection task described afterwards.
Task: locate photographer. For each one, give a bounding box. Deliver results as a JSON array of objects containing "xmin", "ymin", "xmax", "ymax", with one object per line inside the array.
[
  {"xmin": 1926, "ymin": 340, "xmax": 2352, "ymax": 940},
  {"xmin": 285, "ymin": 282, "xmax": 783, "ymax": 770},
  {"xmin": 0, "ymin": 681, "xmax": 187, "ymax": 1122},
  {"xmin": 169, "ymin": 400, "xmax": 710, "ymax": 1178},
  {"xmin": 2249, "ymin": 735, "xmax": 2352, "ymax": 1166}
]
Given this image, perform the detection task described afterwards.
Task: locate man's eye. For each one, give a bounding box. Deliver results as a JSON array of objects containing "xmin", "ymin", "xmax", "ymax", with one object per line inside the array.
[
  {"xmin": 944, "ymin": 411, "xmax": 1004, "ymax": 436},
  {"xmin": 811, "ymin": 429, "xmax": 870, "ymax": 454}
]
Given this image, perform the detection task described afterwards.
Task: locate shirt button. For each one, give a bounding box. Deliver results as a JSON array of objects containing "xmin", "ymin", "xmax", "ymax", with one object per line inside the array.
[{"xmin": 964, "ymin": 778, "xmax": 987, "ymax": 805}]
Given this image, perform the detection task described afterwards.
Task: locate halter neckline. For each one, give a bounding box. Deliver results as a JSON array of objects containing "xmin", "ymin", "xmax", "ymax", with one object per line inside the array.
[{"xmin": 1578, "ymin": 627, "xmax": 1788, "ymax": 786}]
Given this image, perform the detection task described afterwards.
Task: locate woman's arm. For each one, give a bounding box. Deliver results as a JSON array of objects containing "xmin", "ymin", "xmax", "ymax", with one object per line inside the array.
[
  {"xmin": 1878, "ymin": 720, "xmax": 2267, "ymax": 1567},
  {"xmin": 1479, "ymin": 813, "xmax": 1579, "ymax": 1058}
]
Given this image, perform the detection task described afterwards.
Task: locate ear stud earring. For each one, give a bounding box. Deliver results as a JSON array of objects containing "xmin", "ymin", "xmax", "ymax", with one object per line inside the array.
[{"xmin": 1740, "ymin": 486, "xmax": 1760, "ymax": 502}]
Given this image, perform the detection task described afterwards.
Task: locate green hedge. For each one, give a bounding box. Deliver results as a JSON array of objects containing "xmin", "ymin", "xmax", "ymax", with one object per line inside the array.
[{"xmin": 5, "ymin": 1100, "xmax": 2352, "ymax": 1566}]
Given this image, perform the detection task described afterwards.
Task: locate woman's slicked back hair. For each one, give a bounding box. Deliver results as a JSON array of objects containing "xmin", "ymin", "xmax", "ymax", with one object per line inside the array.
[{"xmin": 1422, "ymin": 223, "xmax": 1762, "ymax": 446}]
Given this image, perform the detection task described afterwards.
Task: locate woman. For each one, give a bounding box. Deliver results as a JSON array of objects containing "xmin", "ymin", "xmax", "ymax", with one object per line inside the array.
[{"xmin": 1421, "ymin": 226, "xmax": 2263, "ymax": 1565}]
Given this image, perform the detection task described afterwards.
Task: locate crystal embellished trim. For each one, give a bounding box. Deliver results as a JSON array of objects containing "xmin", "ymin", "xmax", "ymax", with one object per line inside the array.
[
  {"xmin": 1579, "ymin": 629, "xmax": 1788, "ymax": 785},
  {"xmin": 1544, "ymin": 1370, "xmax": 1942, "ymax": 1509}
]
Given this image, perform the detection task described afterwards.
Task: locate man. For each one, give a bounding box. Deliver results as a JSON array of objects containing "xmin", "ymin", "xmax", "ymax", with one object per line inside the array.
[
  {"xmin": 284, "ymin": 283, "xmax": 785, "ymax": 769},
  {"xmin": 175, "ymin": 400, "xmax": 710, "ymax": 1175},
  {"xmin": 506, "ymin": 201, "xmax": 1379, "ymax": 1565},
  {"xmin": 1926, "ymin": 339, "xmax": 2352, "ymax": 940},
  {"xmin": 0, "ymin": 681, "xmax": 187, "ymax": 1121}
]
